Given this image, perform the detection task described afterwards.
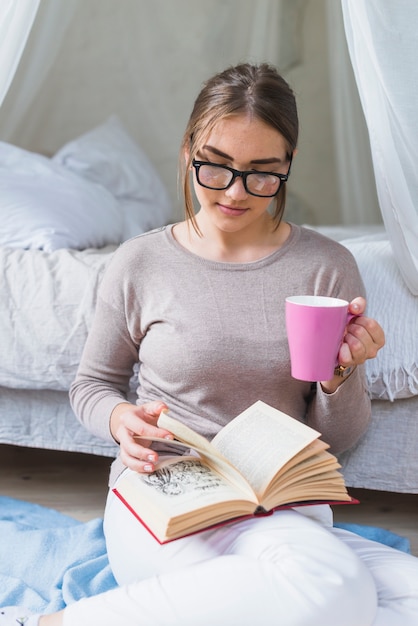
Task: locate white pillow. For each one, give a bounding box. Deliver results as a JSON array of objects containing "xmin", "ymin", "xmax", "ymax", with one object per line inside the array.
[
  {"xmin": 0, "ymin": 143, "xmax": 123, "ymax": 251},
  {"xmin": 53, "ymin": 116, "xmax": 173, "ymax": 239},
  {"xmin": 341, "ymin": 234, "xmax": 418, "ymax": 401}
]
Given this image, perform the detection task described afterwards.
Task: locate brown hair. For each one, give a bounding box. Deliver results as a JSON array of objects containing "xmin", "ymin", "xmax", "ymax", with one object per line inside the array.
[{"xmin": 180, "ymin": 63, "xmax": 298, "ymax": 232}]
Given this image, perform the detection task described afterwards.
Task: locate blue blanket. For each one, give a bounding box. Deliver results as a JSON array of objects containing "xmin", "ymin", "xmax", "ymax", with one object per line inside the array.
[
  {"xmin": 0, "ymin": 497, "xmax": 117, "ymax": 613},
  {"xmin": 0, "ymin": 496, "xmax": 410, "ymax": 613}
]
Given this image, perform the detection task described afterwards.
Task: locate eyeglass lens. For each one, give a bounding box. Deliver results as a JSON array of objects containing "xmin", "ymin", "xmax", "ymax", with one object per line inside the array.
[{"xmin": 197, "ymin": 163, "xmax": 281, "ymax": 196}]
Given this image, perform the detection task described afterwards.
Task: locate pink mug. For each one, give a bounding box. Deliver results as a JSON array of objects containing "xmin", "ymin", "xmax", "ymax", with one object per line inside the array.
[{"xmin": 285, "ymin": 295, "xmax": 355, "ymax": 382}]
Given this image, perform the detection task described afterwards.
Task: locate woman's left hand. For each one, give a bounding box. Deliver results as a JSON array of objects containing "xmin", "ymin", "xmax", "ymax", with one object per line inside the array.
[
  {"xmin": 338, "ymin": 296, "xmax": 385, "ymax": 367},
  {"xmin": 320, "ymin": 296, "xmax": 385, "ymax": 393}
]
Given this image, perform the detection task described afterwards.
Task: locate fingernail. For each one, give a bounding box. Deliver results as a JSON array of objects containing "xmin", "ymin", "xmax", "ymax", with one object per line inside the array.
[
  {"xmin": 147, "ymin": 454, "xmax": 155, "ymax": 461},
  {"xmin": 144, "ymin": 464, "xmax": 154, "ymax": 472}
]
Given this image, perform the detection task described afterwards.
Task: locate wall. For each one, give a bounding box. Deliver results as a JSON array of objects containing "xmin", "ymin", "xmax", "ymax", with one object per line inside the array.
[{"xmin": 284, "ymin": 0, "xmax": 340, "ymax": 224}]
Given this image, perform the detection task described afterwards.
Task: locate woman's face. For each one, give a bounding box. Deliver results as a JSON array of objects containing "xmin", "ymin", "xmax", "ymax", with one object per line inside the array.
[{"xmin": 192, "ymin": 114, "xmax": 290, "ymax": 235}]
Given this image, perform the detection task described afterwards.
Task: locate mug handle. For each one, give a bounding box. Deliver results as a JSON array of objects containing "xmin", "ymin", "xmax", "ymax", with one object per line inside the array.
[{"xmin": 346, "ymin": 312, "xmax": 362, "ymax": 326}]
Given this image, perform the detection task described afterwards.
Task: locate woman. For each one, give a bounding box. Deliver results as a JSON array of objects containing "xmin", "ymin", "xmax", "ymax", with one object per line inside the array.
[{"xmin": 5, "ymin": 63, "xmax": 418, "ymax": 626}]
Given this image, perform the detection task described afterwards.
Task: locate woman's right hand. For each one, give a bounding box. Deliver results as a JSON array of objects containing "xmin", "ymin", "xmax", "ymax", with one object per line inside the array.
[{"xmin": 110, "ymin": 400, "xmax": 173, "ymax": 473}]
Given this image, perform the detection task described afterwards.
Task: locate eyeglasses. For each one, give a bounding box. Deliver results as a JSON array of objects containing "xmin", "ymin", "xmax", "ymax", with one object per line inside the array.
[{"xmin": 192, "ymin": 157, "xmax": 292, "ymax": 198}]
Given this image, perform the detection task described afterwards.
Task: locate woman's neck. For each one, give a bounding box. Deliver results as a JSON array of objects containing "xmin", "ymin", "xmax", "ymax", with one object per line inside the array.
[{"xmin": 173, "ymin": 214, "xmax": 291, "ymax": 263}]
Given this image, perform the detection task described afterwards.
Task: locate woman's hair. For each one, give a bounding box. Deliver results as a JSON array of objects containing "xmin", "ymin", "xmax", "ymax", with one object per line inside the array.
[{"xmin": 180, "ymin": 63, "xmax": 299, "ymax": 231}]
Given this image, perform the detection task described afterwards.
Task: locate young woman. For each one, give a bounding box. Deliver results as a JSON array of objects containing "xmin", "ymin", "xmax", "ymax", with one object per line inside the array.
[{"xmin": 5, "ymin": 63, "xmax": 418, "ymax": 626}]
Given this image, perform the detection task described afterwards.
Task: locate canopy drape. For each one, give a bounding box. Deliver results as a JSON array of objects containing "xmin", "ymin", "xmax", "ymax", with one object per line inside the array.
[
  {"xmin": 341, "ymin": 0, "xmax": 418, "ymax": 294},
  {"xmin": 0, "ymin": 0, "xmax": 79, "ymax": 140},
  {"xmin": 0, "ymin": 0, "xmax": 40, "ymax": 106}
]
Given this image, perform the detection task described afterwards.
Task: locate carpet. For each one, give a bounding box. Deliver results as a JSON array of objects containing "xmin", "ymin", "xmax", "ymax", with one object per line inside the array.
[{"xmin": 0, "ymin": 496, "xmax": 410, "ymax": 613}]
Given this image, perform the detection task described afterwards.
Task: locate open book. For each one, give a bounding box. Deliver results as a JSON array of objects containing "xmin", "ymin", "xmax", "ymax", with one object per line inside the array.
[{"xmin": 113, "ymin": 400, "xmax": 354, "ymax": 543}]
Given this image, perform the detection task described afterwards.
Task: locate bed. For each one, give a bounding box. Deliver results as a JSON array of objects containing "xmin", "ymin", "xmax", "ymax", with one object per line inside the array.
[{"xmin": 1, "ymin": 120, "xmax": 417, "ymax": 494}]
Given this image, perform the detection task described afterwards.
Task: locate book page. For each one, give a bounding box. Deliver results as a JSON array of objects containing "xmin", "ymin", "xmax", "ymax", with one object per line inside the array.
[
  {"xmin": 157, "ymin": 411, "xmax": 221, "ymax": 459},
  {"xmin": 211, "ymin": 401, "xmax": 320, "ymax": 497},
  {"xmin": 149, "ymin": 418, "xmax": 256, "ymax": 498},
  {"xmin": 115, "ymin": 457, "xmax": 258, "ymax": 540},
  {"xmin": 261, "ymin": 449, "xmax": 348, "ymax": 510}
]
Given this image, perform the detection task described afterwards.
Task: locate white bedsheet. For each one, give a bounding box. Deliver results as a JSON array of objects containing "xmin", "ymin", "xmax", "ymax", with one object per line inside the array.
[{"xmin": 0, "ymin": 244, "xmax": 115, "ymax": 391}]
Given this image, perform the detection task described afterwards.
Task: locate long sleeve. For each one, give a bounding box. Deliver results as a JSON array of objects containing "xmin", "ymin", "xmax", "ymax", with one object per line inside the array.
[
  {"xmin": 69, "ymin": 296, "xmax": 139, "ymax": 443},
  {"xmin": 306, "ymin": 366, "xmax": 371, "ymax": 454}
]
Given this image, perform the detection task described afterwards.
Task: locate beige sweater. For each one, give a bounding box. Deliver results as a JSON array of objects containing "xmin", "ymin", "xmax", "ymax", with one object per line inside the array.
[{"xmin": 70, "ymin": 223, "xmax": 370, "ymax": 485}]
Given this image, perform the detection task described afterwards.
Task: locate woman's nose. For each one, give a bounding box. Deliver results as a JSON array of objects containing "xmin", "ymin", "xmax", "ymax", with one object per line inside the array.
[{"xmin": 225, "ymin": 176, "xmax": 248, "ymax": 200}]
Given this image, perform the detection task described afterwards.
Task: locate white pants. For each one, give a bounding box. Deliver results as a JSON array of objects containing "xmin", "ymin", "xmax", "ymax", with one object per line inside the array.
[{"xmin": 63, "ymin": 470, "xmax": 418, "ymax": 626}]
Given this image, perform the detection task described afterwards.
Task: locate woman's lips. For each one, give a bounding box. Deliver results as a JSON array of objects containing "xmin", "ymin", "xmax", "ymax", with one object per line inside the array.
[{"xmin": 218, "ymin": 203, "xmax": 248, "ymax": 216}]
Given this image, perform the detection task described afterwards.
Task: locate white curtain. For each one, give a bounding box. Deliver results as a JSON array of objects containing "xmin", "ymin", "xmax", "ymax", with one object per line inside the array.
[
  {"xmin": 0, "ymin": 0, "xmax": 79, "ymax": 142},
  {"xmin": 0, "ymin": 0, "xmax": 40, "ymax": 107},
  {"xmin": 341, "ymin": 0, "xmax": 418, "ymax": 295}
]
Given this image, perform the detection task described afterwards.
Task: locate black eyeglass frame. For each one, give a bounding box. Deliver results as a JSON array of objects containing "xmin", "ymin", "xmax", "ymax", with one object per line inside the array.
[{"xmin": 192, "ymin": 156, "xmax": 292, "ymax": 198}]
